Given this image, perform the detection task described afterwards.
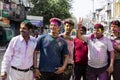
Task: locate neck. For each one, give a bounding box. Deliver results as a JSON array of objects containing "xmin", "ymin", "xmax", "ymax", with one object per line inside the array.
[
  {"xmin": 96, "ymin": 35, "xmax": 103, "ymax": 39},
  {"xmin": 64, "ymin": 32, "xmax": 70, "ymax": 36},
  {"xmin": 50, "ymin": 32, "xmax": 59, "ymax": 38},
  {"xmin": 63, "ymin": 32, "xmax": 72, "ymax": 40},
  {"xmin": 23, "ymin": 35, "xmax": 29, "ymax": 43}
]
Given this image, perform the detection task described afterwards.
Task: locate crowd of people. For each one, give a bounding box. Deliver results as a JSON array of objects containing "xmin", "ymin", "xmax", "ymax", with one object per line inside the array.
[{"xmin": 0, "ymin": 17, "xmax": 120, "ymax": 80}]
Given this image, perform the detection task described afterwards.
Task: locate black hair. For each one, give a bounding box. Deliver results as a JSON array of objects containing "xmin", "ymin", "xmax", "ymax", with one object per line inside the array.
[
  {"xmin": 81, "ymin": 26, "xmax": 87, "ymax": 32},
  {"xmin": 111, "ymin": 20, "xmax": 120, "ymax": 27},
  {"xmin": 21, "ymin": 21, "xmax": 33, "ymax": 30}
]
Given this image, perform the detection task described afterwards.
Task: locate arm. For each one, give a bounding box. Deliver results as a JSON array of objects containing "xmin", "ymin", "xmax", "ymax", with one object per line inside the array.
[
  {"xmin": 106, "ymin": 39, "xmax": 115, "ymax": 75},
  {"xmin": 1, "ymin": 38, "xmax": 15, "ymax": 80},
  {"xmin": 33, "ymin": 50, "xmax": 41, "ymax": 78},
  {"xmin": 33, "ymin": 50, "xmax": 38, "ymax": 69},
  {"xmin": 62, "ymin": 54, "xmax": 69, "ymax": 70},
  {"xmin": 107, "ymin": 51, "xmax": 114, "ymax": 75},
  {"xmin": 110, "ymin": 51, "xmax": 114, "ymax": 67},
  {"xmin": 76, "ymin": 18, "xmax": 87, "ymax": 42},
  {"xmin": 55, "ymin": 54, "xmax": 69, "ymax": 74}
]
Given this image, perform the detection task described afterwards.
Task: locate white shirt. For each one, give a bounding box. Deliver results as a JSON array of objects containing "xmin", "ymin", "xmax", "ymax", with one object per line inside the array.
[
  {"xmin": 1, "ymin": 35, "xmax": 37, "ymax": 73},
  {"xmin": 85, "ymin": 36, "xmax": 114, "ymax": 68}
]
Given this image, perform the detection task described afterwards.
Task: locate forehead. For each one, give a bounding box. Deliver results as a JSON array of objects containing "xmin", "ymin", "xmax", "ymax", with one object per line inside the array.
[
  {"xmin": 20, "ymin": 23, "xmax": 27, "ymax": 28},
  {"xmin": 65, "ymin": 23, "xmax": 73, "ymax": 27},
  {"xmin": 93, "ymin": 28, "xmax": 102, "ymax": 31},
  {"xmin": 111, "ymin": 24, "xmax": 119, "ymax": 28},
  {"xmin": 50, "ymin": 22, "xmax": 59, "ymax": 27}
]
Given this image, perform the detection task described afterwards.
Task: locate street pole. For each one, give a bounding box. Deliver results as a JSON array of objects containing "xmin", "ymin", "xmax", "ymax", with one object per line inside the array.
[{"xmin": 92, "ymin": 0, "xmax": 95, "ymax": 22}]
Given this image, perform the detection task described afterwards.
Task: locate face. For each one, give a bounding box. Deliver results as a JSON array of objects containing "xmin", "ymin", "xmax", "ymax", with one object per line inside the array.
[
  {"xmin": 111, "ymin": 24, "xmax": 119, "ymax": 34},
  {"xmin": 49, "ymin": 22, "xmax": 60, "ymax": 33},
  {"xmin": 80, "ymin": 28, "xmax": 86, "ymax": 35},
  {"xmin": 20, "ymin": 23, "xmax": 29, "ymax": 37},
  {"xmin": 93, "ymin": 28, "xmax": 103, "ymax": 38},
  {"xmin": 64, "ymin": 23, "xmax": 73, "ymax": 33}
]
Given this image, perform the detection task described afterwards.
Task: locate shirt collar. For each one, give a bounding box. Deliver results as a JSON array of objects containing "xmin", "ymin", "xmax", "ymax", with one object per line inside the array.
[{"xmin": 19, "ymin": 35, "xmax": 31, "ymax": 42}]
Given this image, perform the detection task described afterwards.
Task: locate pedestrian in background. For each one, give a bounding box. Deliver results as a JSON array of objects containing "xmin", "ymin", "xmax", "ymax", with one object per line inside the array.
[
  {"xmin": 34, "ymin": 18, "xmax": 69, "ymax": 80},
  {"xmin": 0, "ymin": 20, "xmax": 37, "ymax": 80},
  {"xmin": 60, "ymin": 19, "xmax": 74, "ymax": 80},
  {"xmin": 73, "ymin": 26, "xmax": 88, "ymax": 80},
  {"xmin": 108, "ymin": 20, "xmax": 120, "ymax": 80},
  {"xmin": 77, "ymin": 18, "xmax": 114, "ymax": 80},
  {"xmin": 33, "ymin": 29, "xmax": 40, "ymax": 39}
]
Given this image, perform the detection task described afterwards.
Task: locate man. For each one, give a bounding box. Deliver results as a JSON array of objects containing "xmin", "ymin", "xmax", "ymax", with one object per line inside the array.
[
  {"xmin": 109, "ymin": 20, "xmax": 120, "ymax": 80},
  {"xmin": 0, "ymin": 20, "xmax": 37, "ymax": 80},
  {"xmin": 35, "ymin": 18, "xmax": 69, "ymax": 80},
  {"xmin": 60, "ymin": 19, "xmax": 74, "ymax": 80},
  {"xmin": 77, "ymin": 18, "xmax": 114, "ymax": 80},
  {"xmin": 74, "ymin": 26, "xmax": 88, "ymax": 80}
]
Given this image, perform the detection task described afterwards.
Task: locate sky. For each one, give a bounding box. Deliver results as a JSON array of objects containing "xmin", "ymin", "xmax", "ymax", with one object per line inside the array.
[{"xmin": 70, "ymin": 0, "xmax": 105, "ymax": 21}]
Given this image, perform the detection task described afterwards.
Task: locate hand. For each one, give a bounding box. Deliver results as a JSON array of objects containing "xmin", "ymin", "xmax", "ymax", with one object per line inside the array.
[
  {"xmin": 77, "ymin": 17, "xmax": 83, "ymax": 29},
  {"xmin": 106, "ymin": 65, "xmax": 113, "ymax": 76},
  {"xmin": 54, "ymin": 66, "xmax": 65, "ymax": 74},
  {"xmin": 1, "ymin": 72, "xmax": 7, "ymax": 80},
  {"xmin": 34, "ymin": 69, "xmax": 41, "ymax": 79}
]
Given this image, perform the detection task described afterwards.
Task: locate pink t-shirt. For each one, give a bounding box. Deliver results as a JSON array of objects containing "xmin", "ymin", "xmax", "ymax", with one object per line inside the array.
[{"xmin": 66, "ymin": 39, "xmax": 74, "ymax": 64}]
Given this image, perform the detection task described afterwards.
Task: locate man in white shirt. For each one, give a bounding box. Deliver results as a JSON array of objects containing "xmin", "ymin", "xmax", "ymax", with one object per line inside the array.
[
  {"xmin": 77, "ymin": 18, "xmax": 114, "ymax": 80},
  {"xmin": 0, "ymin": 20, "xmax": 37, "ymax": 80}
]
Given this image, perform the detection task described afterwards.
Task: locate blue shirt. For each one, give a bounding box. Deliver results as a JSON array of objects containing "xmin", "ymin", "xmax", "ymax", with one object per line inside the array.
[{"xmin": 36, "ymin": 34, "xmax": 69, "ymax": 72}]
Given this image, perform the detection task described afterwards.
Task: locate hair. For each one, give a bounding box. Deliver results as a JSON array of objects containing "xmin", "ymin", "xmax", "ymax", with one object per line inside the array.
[
  {"xmin": 111, "ymin": 20, "xmax": 120, "ymax": 27},
  {"xmin": 21, "ymin": 20, "xmax": 33, "ymax": 30},
  {"xmin": 63, "ymin": 19, "xmax": 74, "ymax": 26},
  {"xmin": 81, "ymin": 26, "xmax": 87, "ymax": 32}
]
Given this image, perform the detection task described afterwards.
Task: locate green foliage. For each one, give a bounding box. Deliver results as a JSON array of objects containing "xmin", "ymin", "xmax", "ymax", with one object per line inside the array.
[{"xmin": 30, "ymin": 0, "xmax": 72, "ymax": 25}]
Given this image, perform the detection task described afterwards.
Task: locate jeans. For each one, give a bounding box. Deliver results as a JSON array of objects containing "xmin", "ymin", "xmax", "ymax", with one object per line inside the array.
[
  {"xmin": 86, "ymin": 65, "xmax": 109, "ymax": 80},
  {"xmin": 39, "ymin": 72, "xmax": 63, "ymax": 80},
  {"xmin": 74, "ymin": 63, "xmax": 87, "ymax": 80}
]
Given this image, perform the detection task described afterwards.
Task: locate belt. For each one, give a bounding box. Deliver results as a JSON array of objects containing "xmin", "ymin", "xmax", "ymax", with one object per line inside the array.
[{"xmin": 11, "ymin": 66, "xmax": 33, "ymax": 72}]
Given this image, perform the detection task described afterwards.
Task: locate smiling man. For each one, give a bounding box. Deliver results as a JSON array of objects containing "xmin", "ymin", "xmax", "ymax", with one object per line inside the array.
[
  {"xmin": 34, "ymin": 18, "xmax": 69, "ymax": 80},
  {"xmin": 77, "ymin": 18, "xmax": 114, "ymax": 80},
  {"xmin": 1, "ymin": 20, "xmax": 37, "ymax": 80}
]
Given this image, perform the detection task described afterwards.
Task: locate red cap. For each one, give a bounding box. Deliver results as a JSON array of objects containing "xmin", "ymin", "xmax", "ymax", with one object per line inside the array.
[{"xmin": 94, "ymin": 23, "xmax": 104, "ymax": 31}]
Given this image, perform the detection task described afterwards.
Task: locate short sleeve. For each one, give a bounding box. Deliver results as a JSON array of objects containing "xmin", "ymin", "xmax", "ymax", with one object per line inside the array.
[
  {"xmin": 62, "ymin": 41, "xmax": 69, "ymax": 55},
  {"xmin": 107, "ymin": 38, "xmax": 114, "ymax": 52},
  {"xmin": 35, "ymin": 35, "xmax": 45, "ymax": 51}
]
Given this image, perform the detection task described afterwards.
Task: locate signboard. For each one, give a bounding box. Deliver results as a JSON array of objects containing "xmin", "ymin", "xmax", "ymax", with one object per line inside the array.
[
  {"xmin": 29, "ymin": 20, "xmax": 43, "ymax": 27},
  {"xmin": 27, "ymin": 15, "xmax": 43, "ymax": 27},
  {"xmin": 9, "ymin": 3, "xmax": 26, "ymax": 21},
  {"xmin": 2, "ymin": 3, "xmax": 10, "ymax": 18}
]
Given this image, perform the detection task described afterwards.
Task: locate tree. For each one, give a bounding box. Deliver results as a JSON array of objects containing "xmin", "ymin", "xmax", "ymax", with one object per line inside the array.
[{"xmin": 29, "ymin": 0, "xmax": 72, "ymax": 26}]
